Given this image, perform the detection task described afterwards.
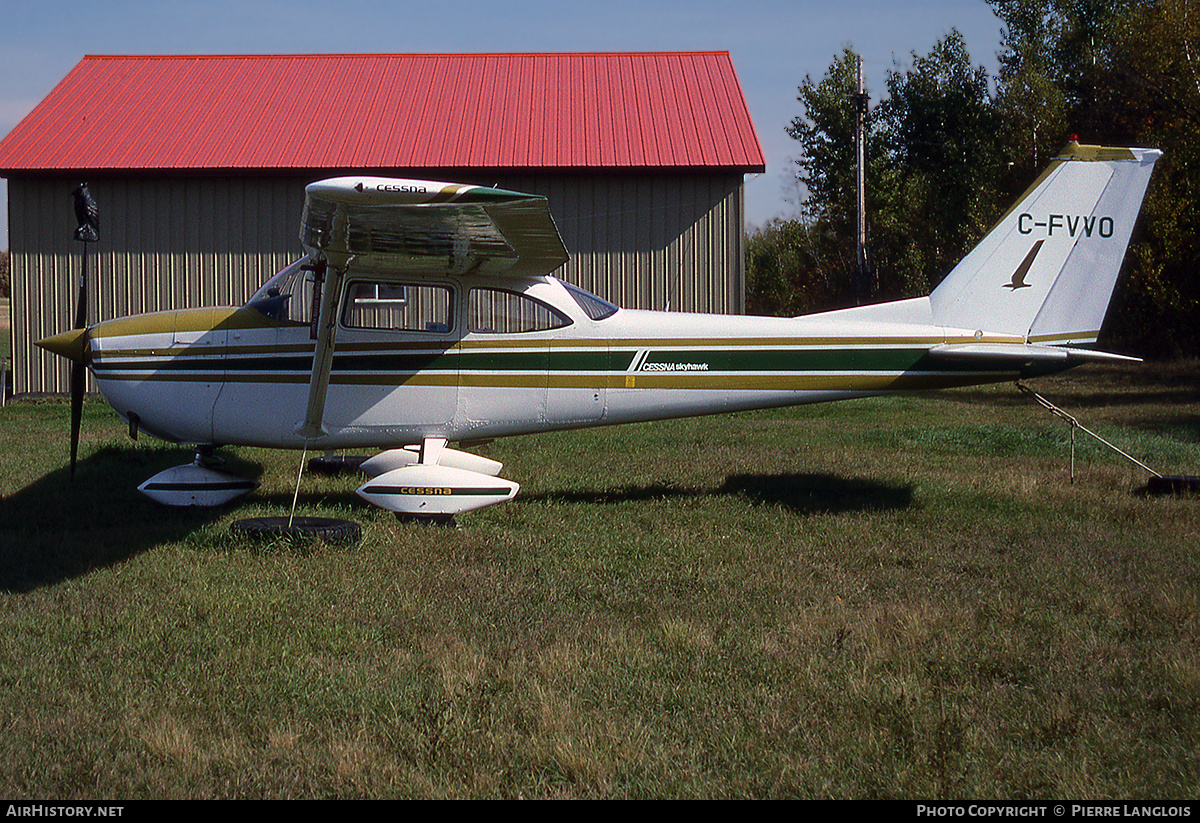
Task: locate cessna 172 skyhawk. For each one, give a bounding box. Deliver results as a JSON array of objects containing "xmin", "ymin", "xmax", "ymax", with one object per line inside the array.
[{"xmin": 38, "ymin": 142, "xmax": 1160, "ymax": 519}]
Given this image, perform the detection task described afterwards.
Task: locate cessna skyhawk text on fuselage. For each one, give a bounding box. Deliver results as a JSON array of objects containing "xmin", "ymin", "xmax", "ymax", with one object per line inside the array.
[{"xmin": 37, "ymin": 142, "xmax": 1161, "ymax": 518}]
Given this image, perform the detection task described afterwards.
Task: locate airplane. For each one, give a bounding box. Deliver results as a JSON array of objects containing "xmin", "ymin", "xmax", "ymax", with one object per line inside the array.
[{"xmin": 36, "ymin": 141, "xmax": 1161, "ymax": 522}]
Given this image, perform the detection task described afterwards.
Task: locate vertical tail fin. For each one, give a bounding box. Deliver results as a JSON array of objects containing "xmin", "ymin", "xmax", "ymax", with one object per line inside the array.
[{"xmin": 929, "ymin": 143, "xmax": 1161, "ymax": 344}]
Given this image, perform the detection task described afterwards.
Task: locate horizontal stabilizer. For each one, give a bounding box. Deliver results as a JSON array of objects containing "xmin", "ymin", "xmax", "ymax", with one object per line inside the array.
[{"xmin": 929, "ymin": 343, "xmax": 1141, "ymax": 366}]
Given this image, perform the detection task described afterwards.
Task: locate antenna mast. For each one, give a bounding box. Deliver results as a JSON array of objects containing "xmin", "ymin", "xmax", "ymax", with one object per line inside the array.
[{"xmin": 854, "ymin": 56, "xmax": 872, "ymax": 302}]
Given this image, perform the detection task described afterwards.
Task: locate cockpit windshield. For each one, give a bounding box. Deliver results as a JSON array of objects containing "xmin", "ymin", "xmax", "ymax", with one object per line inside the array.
[{"xmin": 245, "ymin": 258, "xmax": 316, "ymax": 325}]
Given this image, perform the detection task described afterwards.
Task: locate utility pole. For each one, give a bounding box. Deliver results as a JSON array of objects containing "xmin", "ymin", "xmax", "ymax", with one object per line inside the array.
[{"xmin": 854, "ymin": 56, "xmax": 872, "ymax": 303}]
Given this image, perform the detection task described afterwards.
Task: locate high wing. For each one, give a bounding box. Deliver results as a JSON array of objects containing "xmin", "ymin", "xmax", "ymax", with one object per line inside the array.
[
  {"xmin": 294, "ymin": 177, "xmax": 570, "ymax": 440},
  {"xmin": 300, "ymin": 177, "xmax": 569, "ymax": 276}
]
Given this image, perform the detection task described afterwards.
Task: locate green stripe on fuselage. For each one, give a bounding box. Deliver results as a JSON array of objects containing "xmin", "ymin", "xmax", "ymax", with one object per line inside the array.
[{"xmin": 92, "ymin": 344, "xmax": 1030, "ymax": 381}]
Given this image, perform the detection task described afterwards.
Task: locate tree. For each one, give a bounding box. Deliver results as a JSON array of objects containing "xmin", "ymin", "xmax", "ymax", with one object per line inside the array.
[
  {"xmin": 769, "ymin": 0, "xmax": 1198, "ymax": 357},
  {"xmin": 875, "ymin": 30, "xmax": 1006, "ymax": 293},
  {"xmin": 787, "ymin": 49, "xmax": 886, "ymax": 237},
  {"xmin": 745, "ymin": 219, "xmax": 843, "ymax": 317},
  {"xmin": 988, "ymin": 0, "xmax": 1071, "ymax": 180},
  {"xmin": 784, "ymin": 33, "xmax": 1005, "ymax": 307},
  {"xmin": 784, "ymin": 49, "xmax": 888, "ymax": 308},
  {"xmin": 1105, "ymin": 0, "xmax": 1200, "ymax": 355},
  {"xmin": 988, "ymin": 0, "xmax": 1200, "ymax": 355}
]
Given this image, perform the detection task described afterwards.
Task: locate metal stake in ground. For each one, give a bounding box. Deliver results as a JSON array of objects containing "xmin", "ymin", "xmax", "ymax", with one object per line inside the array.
[{"xmin": 1016, "ymin": 382, "xmax": 1199, "ymax": 495}]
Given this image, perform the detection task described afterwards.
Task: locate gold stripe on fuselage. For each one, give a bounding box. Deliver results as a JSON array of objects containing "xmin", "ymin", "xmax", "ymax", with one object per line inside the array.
[{"xmin": 92, "ymin": 369, "xmax": 1012, "ymax": 393}]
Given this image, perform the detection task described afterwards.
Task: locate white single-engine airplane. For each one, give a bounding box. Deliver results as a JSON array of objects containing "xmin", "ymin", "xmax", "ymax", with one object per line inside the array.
[{"xmin": 38, "ymin": 142, "xmax": 1160, "ymax": 519}]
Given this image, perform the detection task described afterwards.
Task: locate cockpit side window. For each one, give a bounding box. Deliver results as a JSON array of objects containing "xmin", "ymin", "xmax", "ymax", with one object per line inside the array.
[
  {"xmin": 342, "ymin": 280, "xmax": 454, "ymax": 333},
  {"xmin": 468, "ymin": 288, "xmax": 572, "ymax": 334}
]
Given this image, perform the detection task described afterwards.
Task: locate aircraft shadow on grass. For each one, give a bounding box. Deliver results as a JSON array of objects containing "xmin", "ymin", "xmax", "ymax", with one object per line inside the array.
[
  {"xmin": 949, "ymin": 364, "xmax": 1200, "ymax": 408},
  {"xmin": 0, "ymin": 447, "xmax": 276, "ymax": 593},
  {"xmin": 3, "ymin": 443, "xmax": 913, "ymax": 592},
  {"xmin": 526, "ymin": 472, "xmax": 914, "ymax": 516}
]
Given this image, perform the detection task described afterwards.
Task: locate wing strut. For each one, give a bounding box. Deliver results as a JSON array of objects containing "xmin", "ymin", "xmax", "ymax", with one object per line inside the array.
[{"xmin": 296, "ymin": 257, "xmax": 347, "ymax": 441}]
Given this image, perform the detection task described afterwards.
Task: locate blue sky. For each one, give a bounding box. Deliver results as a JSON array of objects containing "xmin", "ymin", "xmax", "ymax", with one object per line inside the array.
[{"xmin": 0, "ymin": 0, "xmax": 1007, "ymax": 248}]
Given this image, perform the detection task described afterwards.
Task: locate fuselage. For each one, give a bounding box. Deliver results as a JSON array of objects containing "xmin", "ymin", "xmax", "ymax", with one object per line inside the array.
[{"xmin": 81, "ymin": 265, "xmax": 1042, "ymax": 450}]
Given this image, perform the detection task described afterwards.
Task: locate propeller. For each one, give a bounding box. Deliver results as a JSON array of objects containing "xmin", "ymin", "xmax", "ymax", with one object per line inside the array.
[{"xmin": 69, "ymin": 183, "xmax": 99, "ymax": 478}]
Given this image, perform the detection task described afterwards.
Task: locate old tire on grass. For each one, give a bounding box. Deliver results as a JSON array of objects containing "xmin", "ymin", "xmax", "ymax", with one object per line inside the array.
[
  {"xmin": 231, "ymin": 516, "xmax": 362, "ymax": 544},
  {"xmin": 307, "ymin": 455, "xmax": 369, "ymax": 475},
  {"xmin": 1146, "ymin": 475, "xmax": 1200, "ymax": 496}
]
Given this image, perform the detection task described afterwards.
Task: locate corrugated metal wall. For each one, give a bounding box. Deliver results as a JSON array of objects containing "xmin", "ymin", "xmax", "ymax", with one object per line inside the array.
[
  {"xmin": 519, "ymin": 173, "xmax": 746, "ymax": 316},
  {"xmin": 8, "ymin": 171, "xmax": 746, "ymax": 395}
]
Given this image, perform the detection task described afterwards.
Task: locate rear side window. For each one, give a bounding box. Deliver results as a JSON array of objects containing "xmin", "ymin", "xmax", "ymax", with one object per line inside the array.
[{"xmin": 562, "ymin": 281, "xmax": 619, "ymax": 321}]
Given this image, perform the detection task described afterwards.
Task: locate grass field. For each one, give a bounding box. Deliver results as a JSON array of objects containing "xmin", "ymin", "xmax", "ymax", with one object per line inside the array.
[{"xmin": 1, "ymin": 364, "xmax": 1197, "ymax": 798}]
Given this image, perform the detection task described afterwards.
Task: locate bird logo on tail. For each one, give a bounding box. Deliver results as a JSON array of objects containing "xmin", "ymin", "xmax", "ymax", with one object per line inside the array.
[{"xmin": 1004, "ymin": 239, "xmax": 1044, "ymax": 290}]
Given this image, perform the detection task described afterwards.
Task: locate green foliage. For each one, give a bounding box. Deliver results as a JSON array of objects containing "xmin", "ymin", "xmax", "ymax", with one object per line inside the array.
[
  {"xmin": 988, "ymin": 0, "xmax": 1200, "ymax": 356},
  {"xmin": 875, "ymin": 31, "xmax": 1007, "ymax": 293},
  {"xmin": 0, "ymin": 251, "xmax": 9, "ymax": 299},
  {"xmin": 766, "ymin": 0, "xmax": 1200, "ymax": 357},
  {"xmin": 989, "ymin": 0, "xmax": 1071, "ymax": 177},
  {"xmin": 745, "ymin": 219, "xmax": 847, "ymax": 316},
  {"xmin": 778, "ymin": 31, "xmax": 1006, "ymax": 306},
  {"xmin": 787, "ymin": 49, "xmax": 889, "ymax": 235},
  {"xmin": 1103, "ymin": 0, "xmax": 1200, "ymax": 356}
]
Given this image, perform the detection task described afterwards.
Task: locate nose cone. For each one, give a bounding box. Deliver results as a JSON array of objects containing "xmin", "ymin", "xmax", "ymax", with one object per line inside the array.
[{"xmin": 36, "ymin": 328, "xmax": 89, "ymax": 362}]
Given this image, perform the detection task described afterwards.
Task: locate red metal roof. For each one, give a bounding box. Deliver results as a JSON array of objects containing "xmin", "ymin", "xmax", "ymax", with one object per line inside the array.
[{"xmin": 0, "ymin": 53, "xmax": 765, "ymax": 173}]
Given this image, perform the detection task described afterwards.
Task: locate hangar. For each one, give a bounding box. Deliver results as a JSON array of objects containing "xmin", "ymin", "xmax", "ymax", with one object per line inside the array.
[{"xmin": 0, "ymin": 52, "xmax": 765, "ymax": 395}]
